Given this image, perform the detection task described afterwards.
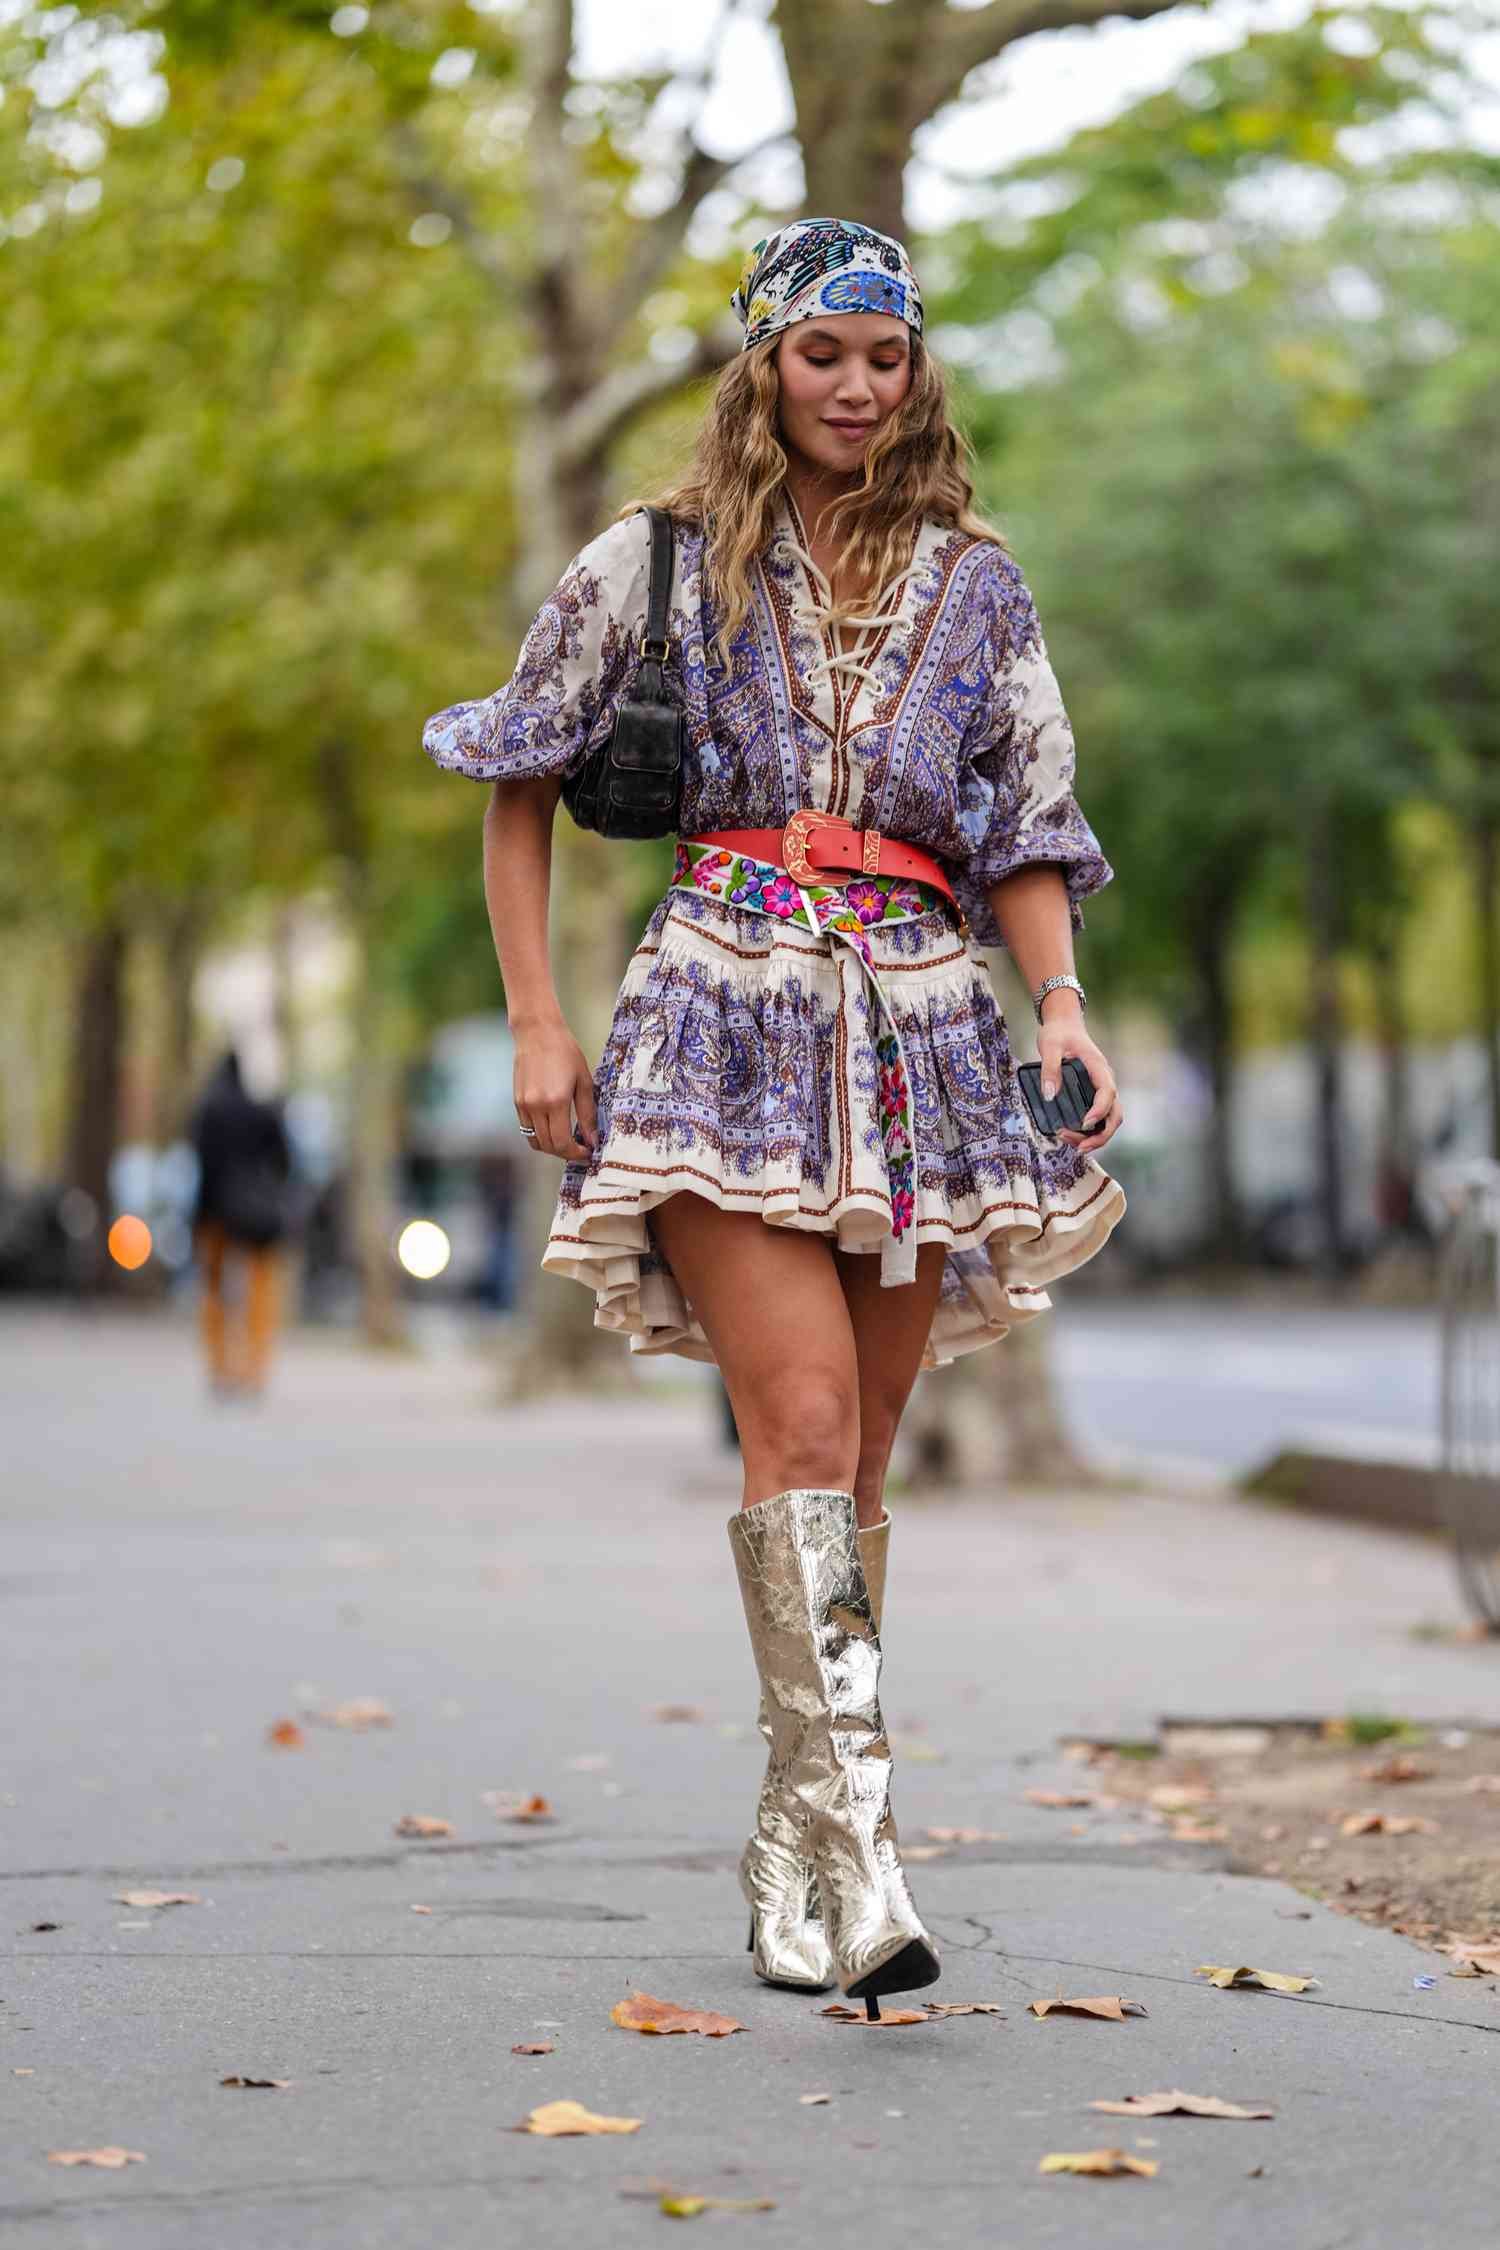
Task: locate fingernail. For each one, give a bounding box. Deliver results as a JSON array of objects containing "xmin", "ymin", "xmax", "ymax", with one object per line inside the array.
[{"xmin": 1042, "ymin": 1080, "xmax": 1056, "ymax": 1099}]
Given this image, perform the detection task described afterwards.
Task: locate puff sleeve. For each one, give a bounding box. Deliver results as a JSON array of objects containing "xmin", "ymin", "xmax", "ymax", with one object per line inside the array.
[
  {"xmin": 422, "ymin": 512, "xmax": 651, "ymax": 783},
  {"xmin": 949, "ymin": 548, "xmax": 1113, "ymax": 950}
]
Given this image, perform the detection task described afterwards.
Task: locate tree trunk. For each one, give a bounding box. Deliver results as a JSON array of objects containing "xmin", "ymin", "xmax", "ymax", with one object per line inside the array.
[
  {"xmin": 346, "ymin": 912, "xmax": 406, "ymax": 1352},
  {"xmin": 65, "ymin": 922, "xmax": 128, "ymax": 1274},
  {"xmin": 1186, "ymin": 888, "xmax": 1241, "ymax": 1260},
  {"xmin": 157, "ymin": 902, "xmax": 204, "ymax": 1143},
  {"xmin": 1305, "ymin": 806, "xmax": 1347, "ymax": 1276}
]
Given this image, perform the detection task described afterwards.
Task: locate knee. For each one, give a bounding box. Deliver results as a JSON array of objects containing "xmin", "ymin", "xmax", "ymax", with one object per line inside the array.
[{"xmin": 740, "ymin": 1368, "xmax": 860, "ymax": 1491}]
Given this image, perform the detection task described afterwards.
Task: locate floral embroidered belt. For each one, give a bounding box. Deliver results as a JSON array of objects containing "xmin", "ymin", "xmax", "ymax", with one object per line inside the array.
[{"xmin": 670, "ymin": 828, "xmax": 967, "ymax": 1288}]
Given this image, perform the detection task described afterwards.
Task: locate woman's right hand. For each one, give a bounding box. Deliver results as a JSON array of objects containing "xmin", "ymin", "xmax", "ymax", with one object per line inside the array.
[{"xmin": 513, "ymin": 1022, "xmax": 599, "ymax": 1159}]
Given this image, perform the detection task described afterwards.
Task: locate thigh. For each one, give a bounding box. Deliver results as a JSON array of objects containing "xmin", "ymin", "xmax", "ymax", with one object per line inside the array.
[
  {"xmin": 648, "ymin": 1193, "xmax": 860, "ymax": 1441},
  {"xmin": 834, "ymin": 1238, "xmax": 949, "ymax": 1437}
]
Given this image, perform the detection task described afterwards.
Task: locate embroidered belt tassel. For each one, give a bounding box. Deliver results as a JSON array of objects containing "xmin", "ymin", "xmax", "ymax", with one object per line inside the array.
[{"xmin": 671, "ymin": 839, "xmax": 943, "ymax": 1287}]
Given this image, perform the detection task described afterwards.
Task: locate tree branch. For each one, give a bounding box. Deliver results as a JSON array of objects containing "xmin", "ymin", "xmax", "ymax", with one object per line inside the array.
[
  {"xmin": 593, "ymin": 126, "xmax": 792, "ymax": 345},
  {"xmin": 918, "ymin": 0, "xmax": 1204, "ymax": 118},
  {"xmin": 554, "ymin": 317, "xmax": 742, "ymax": 472}
]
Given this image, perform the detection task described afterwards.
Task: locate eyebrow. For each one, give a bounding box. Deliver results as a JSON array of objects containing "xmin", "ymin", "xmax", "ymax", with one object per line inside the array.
[{"xmin": 798, "ymin": 326, "xmax": 909, "ymax": 349}]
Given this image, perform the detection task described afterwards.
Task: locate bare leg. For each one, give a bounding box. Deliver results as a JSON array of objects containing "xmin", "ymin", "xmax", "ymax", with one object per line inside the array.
[
  {"xmin": 833, "ymin": 1241, "xmax": 949, "ymax": 1526},
  {"xmin": 646, "ymin": 1195, "xmax": 861, "ymax": 1507}
]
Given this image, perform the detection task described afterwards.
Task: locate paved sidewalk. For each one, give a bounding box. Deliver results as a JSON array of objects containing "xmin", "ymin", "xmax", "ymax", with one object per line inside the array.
[{"xmin": 4, "ymin": 1306, "xmax": 1500, "ymax": 2247}]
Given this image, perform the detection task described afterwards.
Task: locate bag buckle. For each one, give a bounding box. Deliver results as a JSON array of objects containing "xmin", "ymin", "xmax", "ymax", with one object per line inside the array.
[{"xmin": 638, "ymin": 626, "xmax": 671, "ymax": 662}]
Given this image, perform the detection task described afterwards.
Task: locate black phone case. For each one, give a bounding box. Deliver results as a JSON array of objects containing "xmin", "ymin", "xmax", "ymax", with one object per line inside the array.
[{"xmin": 1016, "ymin": 1056, "xmax": 1096, "ymax": 1138}]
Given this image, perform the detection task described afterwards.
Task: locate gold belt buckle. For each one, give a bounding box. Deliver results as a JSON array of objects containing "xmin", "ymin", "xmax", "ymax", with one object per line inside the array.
[{"xmin": 781, "ymin": 808, "xmax": 856, "ymax": 885}]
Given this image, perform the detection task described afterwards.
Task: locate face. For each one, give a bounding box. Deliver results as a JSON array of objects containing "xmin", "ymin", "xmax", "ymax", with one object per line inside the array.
[{"xmin": 773, "ymin": 313, "xmax": 913, "ymax": 480}]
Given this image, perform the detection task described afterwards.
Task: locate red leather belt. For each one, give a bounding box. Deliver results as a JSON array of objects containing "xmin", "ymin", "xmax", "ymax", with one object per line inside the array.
[{"xmin": 682, "ymin": 810, "xmax": 959, "ymax": 912}]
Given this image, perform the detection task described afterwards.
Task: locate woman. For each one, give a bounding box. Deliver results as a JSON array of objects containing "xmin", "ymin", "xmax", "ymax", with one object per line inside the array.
[{"xmin": 424, "ymin": 217, "xmax": 1126, "ymax": 2015}]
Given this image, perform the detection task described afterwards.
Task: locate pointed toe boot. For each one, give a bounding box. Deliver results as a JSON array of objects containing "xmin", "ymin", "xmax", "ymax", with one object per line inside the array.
[
  {"xmin": 729, "ymin": 1489, "xmax": 938, "ymax": 2006},
  {"xmin": 739, "ymin": 1514, "xmax": 889, "ymax": 1993}
]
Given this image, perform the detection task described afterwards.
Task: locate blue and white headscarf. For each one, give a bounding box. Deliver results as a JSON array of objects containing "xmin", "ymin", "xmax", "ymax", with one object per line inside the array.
[{"xmin": 730, "ymin": 217, "xmax": 924, "ymax": 352}]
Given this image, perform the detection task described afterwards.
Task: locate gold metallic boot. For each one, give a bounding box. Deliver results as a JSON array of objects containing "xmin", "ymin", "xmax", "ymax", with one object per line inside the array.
[
  {"xmin": 739, "ymin": 1513, "xmax": 890, "ymax": 1992},
  {"xmin": 729, "ymin": 1488, "xmax": 939, "ymax": 2010}
]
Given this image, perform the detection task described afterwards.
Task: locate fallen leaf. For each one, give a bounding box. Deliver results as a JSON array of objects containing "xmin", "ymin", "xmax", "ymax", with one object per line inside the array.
[
  {"xmin": 306, "ymin": 1698, "xmax": 393, "ymax": 1731},
  {"xmin": 918, "ymin": 2002, "xmax": 1005, "ymax": 2018},
  {"xmin": 393, "ymin": 1814, "xmax": 453, "ymax": 1838},
  {"xmin": 13, "ymin": 2067, "xmax": 35, "ymax": 2076},
  {"xmin": 1462, "ymin": 1775, "xmax": 1500, "ymax": 1795},
  {"xmin": 1088, "ymin": 2088, "xmax": 1273, "ymax": 2119},
  {"xmin": 799, "ymin": 2092, "xmax": 832, "ymax": 2105},
  {"xmin": 1260, "ymin": 1824, "xmax": 1287, "ymax": 1841},
  {"xmin": 1025, "ymin": 1789, "xmax": 1097, "ymax": 1808},
  {"xmin": 1337, "ymin": 1812, "xmax": 1439, "ymax": 1837},
  {"xmin": 219, "ymin": 2075, "xmax": 291, "ymax": 2089},
  {"xmin": 1148, "ymin": 1785, "xmax": 1215, "ymax": 1812},
  {"xmin": 47, "ymin": 2148, "xmax": 146, "ymax": 2169},
  {"xmin": 1194, "ymin": 1965, "xmax": 1318, "ymax": 1993},
  {"xmin": 1028, "ymin": 1995, "xmax": 1149, "ymax": 2020},
  {"xmin": 1168, "ymin": 1820, "xmax": 1229, "ymax": 1843},
  {"xmin": 1356, "ymin": 1754, "xmax": 1431, "ymax": 1783},
  {"xmin": 506, "ymin": 1794, "xmax": 555, "ymax": 1825},
  {"xmin": 612, "ymin": 1991, "xmax": 744, "ymax": 2039},
  {"xmin": 31, "ymin": 1922, "xmax": 59, "ymax": 1933},
  {"xmin": 660, "ymin": 2194, "xmax": 777, "ymax": 2217},
  {"xmin": 1162, "ymin": 1725, "xmax": 1270, "ymax": 1757},
  {"xmin": 1440, "ymin": 1938, "xmax": 1500, "ymax": 1974},
  {"xmin": 513, "ymin": 2042, "xmax": 554, "ymax": 2056},
  {"xmin": 409, "ymin": 1904, "xmax": 432, "ymax": 1915},
  {"xmin": 819, "ymin": 2003, "xmax": 932, "ymax": 2026},
  {"xmin": 925, "ymin": 1826, "xmax": 1009, "ymax": 1844},
  {"xmin": 112, "ymin": 1891, "xmax": 201, "ymax": 1909},
  {"xmin": 1039, "ymin": 2147, "xmax": 1157, "ymax": 2177},
  {"xmin": 902, "ymin": 1845, "xmax": 951, "ymax": 1862},
  {"xmin": 515, "ymin": 2099, "xmax": 642, "ymax": 2137},
  {"xmin": 650, "ymin": 1704, "xmax": 704, "ymax": 1724},
  {"xmin": 266, "ymin": 1719, "xmax": 304, "ymax": 1749}
]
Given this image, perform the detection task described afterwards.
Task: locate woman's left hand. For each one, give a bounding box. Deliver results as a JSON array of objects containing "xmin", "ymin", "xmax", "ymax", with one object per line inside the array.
[{"xmin": 1038, "ymin": 1010, "xmax": 1123, "ymax": 1154}]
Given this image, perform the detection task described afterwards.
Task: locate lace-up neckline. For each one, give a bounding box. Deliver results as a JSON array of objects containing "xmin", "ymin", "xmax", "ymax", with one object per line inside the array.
[{"xmin": 777, "ymin": 495, "xmax": 927, "ymax": 694}]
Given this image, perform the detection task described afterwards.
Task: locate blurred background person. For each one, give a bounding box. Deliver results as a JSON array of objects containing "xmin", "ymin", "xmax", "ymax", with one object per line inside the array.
[{"xmin": 189, "ymin": 1050, "xmax": 294, "ymax": 1400}]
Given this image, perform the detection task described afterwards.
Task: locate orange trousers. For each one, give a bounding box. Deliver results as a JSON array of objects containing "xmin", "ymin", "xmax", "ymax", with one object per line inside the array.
[{"xmin": 195, "ymin": 1222, "xmax": 281, "ymax": 1390}]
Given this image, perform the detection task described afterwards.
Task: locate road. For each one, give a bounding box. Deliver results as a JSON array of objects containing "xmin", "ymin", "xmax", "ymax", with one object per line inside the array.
[{"xmin": 3, "ymin": 1301, "xmax": 1497, "ymax": 2250}]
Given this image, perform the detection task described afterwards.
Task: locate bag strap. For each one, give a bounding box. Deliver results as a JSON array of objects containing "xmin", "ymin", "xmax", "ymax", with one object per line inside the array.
[{"xmin": 638, "ymin": 504, "xmax": 675, "ymax": 664}]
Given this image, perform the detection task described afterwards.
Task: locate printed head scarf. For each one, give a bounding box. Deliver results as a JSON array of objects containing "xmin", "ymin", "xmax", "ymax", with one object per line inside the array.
[{"xmin": 731, "ymin": 217, "xmax": 924, "ymax": 352}]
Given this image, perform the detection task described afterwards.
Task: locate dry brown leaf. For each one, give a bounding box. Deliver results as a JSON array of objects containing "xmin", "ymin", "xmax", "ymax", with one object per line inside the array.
[
  {"xmin": 902, "ymin": 1844, "xmax": 950, "ymax": 1862},
  {"xmin": 393, "ymin": 1814, "xmax": 453, "ymax": 1838},
  {"xmin": 924, "ymin": 1826, "xmax": 1009, "ymax": 1844},
  {"xmin": 819, "ymin": 2003, "xmax": 931, "ymax": 2026},
  {"xmin": 1441, "ymin": 1938, "xmax": 1500, "ymax": 1974},
  {"xmin": 1039, "ymin": 2147, "xmax": 1158, "ymax": 2178},
  {"xmin": 112, "ymin": 1890, "xmax": 201, "ymax": 1909},
  {"xmin": 307, "ymin": 1698, "xmax": 393, "ymax": 1731},
  {"xmin": 409, "ymin": 1904, "xmax": 432, "ymax": 1915},
  {"xmin": 1148, "ymin": 1785, "xmax": 1215, "ymax": 1812},
  {"xmin": 1028, "ymin": 1994, "xmax": 1148, "ymax": 2020},
  {"xmin": 660, "ymin": 2195, "xmax": 776, "ymax": 2217},
  {"xmin": 1088, "ymin": 2088, "xmax": 1273, "ymax": 2119},
  {"xmin": 650, "ymin": 1704, "xmax": 704, "ymax": 1724},
  {"xmin": 611, "ymin": 1991, "xmax": 745, "ymax": 2039},
  {"xmin": 47, "ymin": 2147, "xmax": 146, "ymax": 2168},
  {"xmin": 515, "ymin": 2099, "xmax": 642, "ymax": 2137},
  {"xmin": 1462, "ymin": 1774, "xmax": 1500, "ymax": 1795},
  {"xmin": 1194, "ymin": 1965, "xmax": 1318, "ymax": 1993},
  {"xmin": 506, "ymin": 1794, "xmax": 555, "ymax": 1824},
  {"xmin": 1338, "ymin": 1811, "xmax": 1439, "ymax": 1837},
  {"xmin": 1168, "ymin": 1820, "xmax": 1229, "ymax": 1843},
  {"xmin": 1025, "ymin": 1788, "xmax": 1097, "ymax": 1808},
  {"xmin": 219, "ymin": 2075, "xmax": 291, "ymax": 2089},
  {"xmin": 512, "ymin": 2042, "xmax": 554, "ymax": 2056},
  {"xmin": 919, "ymin": 2002, "xmax": 1005, "ymax": 2018},
  {"xmin": 799, "ymin": 2092, "xmax": 832, "ymax": 2105},
  {"xmin": 266, "ymin": 1719, "xmax": 304, "ymax": 1749},
  {"xmin": 1356, "ymin": 1754, "xmax": 1431, "ymax": 1784}
]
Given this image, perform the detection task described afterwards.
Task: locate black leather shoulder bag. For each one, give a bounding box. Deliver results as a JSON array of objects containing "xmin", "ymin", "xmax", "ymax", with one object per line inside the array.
[{"xmin": 559, "ymin": 505, "xmax": 684, "ymax": 839}]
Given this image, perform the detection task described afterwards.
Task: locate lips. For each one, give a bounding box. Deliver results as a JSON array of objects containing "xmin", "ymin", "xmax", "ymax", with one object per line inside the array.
[{"xmin": 826, "ymin": 420, "xmax": 875, "ymax": 434}]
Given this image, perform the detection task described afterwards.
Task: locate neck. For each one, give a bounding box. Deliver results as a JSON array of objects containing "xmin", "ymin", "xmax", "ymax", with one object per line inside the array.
[{"xmin": 781, "ymin": 453, "xmax": 862, "ymax": 547}]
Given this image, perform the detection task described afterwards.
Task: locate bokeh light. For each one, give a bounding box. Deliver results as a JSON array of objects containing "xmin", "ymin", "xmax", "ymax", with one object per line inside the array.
[
  {"xmin": 397, "ymin": 1219, "xmax": 451, "ymax": 1280},
  {"xmin": 107, "ymin": 1215, "xmax": 152, "ymax": 1271}
]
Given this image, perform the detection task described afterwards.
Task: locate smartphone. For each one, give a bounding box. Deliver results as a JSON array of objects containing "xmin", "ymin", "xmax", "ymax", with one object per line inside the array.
[{"xmin": 1016, "ymin": 1056, "xmax": 1097, "ymax": 1139}]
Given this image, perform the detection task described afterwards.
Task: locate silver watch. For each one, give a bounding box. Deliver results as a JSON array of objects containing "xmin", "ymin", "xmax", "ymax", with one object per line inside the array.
[{"xmin": 1033, "ymin": 973, "xmax": 1086, "ymax": 1023}]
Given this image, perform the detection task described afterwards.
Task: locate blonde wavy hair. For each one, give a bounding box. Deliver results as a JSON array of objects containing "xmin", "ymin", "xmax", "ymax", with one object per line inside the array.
[{"xmin": 617, "ymin": 330, "xmax": 1007, "ymax": 678}]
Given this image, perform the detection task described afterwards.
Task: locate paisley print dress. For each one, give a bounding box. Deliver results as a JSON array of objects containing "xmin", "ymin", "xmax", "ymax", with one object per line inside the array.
[{"xmin": 422, "ymin": 487, "xmax": 1126, "ymax": 1369}]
